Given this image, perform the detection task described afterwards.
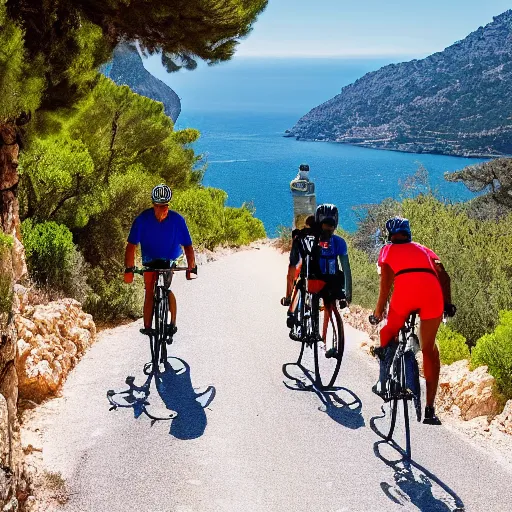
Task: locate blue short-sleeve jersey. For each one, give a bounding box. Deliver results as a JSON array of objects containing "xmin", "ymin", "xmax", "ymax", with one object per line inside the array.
[
  {"xmin": 127, "ymin": 209, "xmax": 192, "ymax": 264},
  {"xmin": 319, "ymin": 234, "xmax": 348, "ymax": 274}
]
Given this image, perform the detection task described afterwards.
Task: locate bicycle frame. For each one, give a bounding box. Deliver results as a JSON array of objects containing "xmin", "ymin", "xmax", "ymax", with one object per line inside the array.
[
  {"xmin": 283, "ymin": 274, "xmax": 344, "ymax": 391},
  {"xmin": 371, "ymin": 311, "xmax": 421, "ymax": 459}
]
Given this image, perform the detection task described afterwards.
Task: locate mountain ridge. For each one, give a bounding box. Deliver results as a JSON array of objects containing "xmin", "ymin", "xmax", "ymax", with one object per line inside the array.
[
  {"xmin": 287, "ymin": 10, "xmax": 512, "ymax": 157},
  {"xmin": 101, "ymin": 43, "xmax": 181, "ymax": 122}
]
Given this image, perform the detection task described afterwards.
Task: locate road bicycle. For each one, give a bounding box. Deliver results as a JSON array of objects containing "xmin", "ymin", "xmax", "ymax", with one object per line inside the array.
[
  {"xmin": 369, "ymin": 311, "xmax": 421, "ymax": 458},
  {"xmin": 107, "ymin": 262, "xmax": 197, "ymax": 422},
  {"xmin": 283, "ymin": 274, "xmax": 345, "ymax": 390}
]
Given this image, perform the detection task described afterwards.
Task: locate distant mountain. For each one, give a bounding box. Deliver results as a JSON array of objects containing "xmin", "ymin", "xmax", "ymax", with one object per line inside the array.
[
  {"xmin": 287, "ymin": 11, "xmax": 512, "ymax": 157},
  {"xmin": 101, "ymin": 43, "xmax": 181, "ymax": 122}
]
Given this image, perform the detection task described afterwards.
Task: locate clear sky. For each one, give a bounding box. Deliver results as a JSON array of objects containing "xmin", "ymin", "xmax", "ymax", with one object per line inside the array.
[{"xmin": 236, "ymin": 0, "xmax": 512, "ymax": 58}]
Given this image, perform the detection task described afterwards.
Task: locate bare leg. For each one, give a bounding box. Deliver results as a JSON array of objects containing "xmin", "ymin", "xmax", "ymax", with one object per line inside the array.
[
  {"xmin": 286, "ymin": 266, "xmax": 296, "ymax": 298},
  {"xmin": 322, "ymin": 302, "xmax": 332, "ymax": 345},
  {"xmin": 169, "ymin": 291, "xmax": 177, "ymax": 325},
  {"xmin": 143, "ymin": 290, "xmax": 153, "ymax": 329},
  {"xmin": 420, "ymin": 316, "xmax": 443, "ymax": 407}
]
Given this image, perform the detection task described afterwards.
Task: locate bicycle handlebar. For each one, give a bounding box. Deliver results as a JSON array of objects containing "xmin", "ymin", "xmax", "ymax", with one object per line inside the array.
[{"xmin": 134, "ymin": 266, "xmax": 198, "ymax": 275}]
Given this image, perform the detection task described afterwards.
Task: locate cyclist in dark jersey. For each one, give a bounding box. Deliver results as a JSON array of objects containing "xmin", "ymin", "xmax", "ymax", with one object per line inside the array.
[
  {"xmin": 124, "ymin": 184, "xmax": 196, "ymax": 337},
  {"xmin": 282, "ymin": 204, "xmax": 352, "ymax": 358}
]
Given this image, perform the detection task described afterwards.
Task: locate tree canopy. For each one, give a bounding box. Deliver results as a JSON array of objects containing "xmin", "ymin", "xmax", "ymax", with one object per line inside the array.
[
  {"xmin": 445, "ymin": 158, "xmax": 512, "ymax": 210},
  {"xmin": 3, "ymin": 0, "xmax": 267, "ymax": 116}
]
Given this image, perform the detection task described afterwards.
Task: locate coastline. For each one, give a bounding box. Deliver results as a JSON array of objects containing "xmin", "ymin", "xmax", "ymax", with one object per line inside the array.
[{"xmin": 284, "ymin": 134, "xmax": 500, "ymax": 160}]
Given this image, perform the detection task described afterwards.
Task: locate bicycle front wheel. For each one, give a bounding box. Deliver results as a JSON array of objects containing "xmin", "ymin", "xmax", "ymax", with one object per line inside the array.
[{"xmin": 151, "ymin": 288, "xmax": 169, "ymax": 370}]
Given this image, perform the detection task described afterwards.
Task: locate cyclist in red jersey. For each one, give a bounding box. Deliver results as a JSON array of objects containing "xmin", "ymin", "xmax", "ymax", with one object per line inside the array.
[{"xmin": 373, "ymin": 217, "xmax": 454, "ymax": 425}]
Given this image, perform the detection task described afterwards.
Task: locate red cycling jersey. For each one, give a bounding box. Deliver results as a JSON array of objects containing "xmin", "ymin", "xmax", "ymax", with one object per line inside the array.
[
  {"xmin": 378, "ymin": 242, "xmax": 444, "ymax": 347},
  {"xmin": 378, "ymin": 241, "xmax": 439, "ymax": 274}
]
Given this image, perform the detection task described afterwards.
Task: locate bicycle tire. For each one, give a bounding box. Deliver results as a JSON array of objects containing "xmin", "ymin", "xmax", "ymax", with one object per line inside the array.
[
  {"xmin": 404, "ymin": 350, "xmax": 422, "ymax": 422},
  {"xmin": 314, "ymin": 300, "xmax": 344, "ymax": 389},
  {"xmin": 158, "ymin": 289, "xmax": 169, "ymax": 364},
  {"xmin": 387, "ymin": 354, "xmax": 413, "ymax": 458}
]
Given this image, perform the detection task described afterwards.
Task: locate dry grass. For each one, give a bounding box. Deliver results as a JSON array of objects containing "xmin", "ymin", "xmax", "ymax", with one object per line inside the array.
[
  {"xmin": 43, "ymin": 470, "xmax": 68, "ymax": 505},
  {"xmin": 274, "ymin": 225, "xmax": 292, "ymax": 253}
]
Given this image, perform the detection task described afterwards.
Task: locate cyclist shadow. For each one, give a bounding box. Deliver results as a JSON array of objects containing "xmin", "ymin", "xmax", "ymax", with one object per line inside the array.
[
  {"xmin": 371, "ymin": 413, "xmax": 465, "ymax": 511},
  {"xmin": 317, "ymin": 387, "xmax": 365, "ymax": 430},
  {"xmin": 155, "ymin": 357, "xmax": 216, "ymax": 440},
  {"xmin": 283, "ymin": 365, "xmax": 365, "ymax": 430}
]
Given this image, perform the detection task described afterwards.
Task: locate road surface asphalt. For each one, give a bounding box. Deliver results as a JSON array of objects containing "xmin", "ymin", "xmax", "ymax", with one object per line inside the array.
[{"xmin": 39, "ymin": 245, "xmax": 512, "ymax": 511}]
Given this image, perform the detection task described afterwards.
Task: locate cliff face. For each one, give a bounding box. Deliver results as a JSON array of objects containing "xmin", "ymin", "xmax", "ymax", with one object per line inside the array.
[
  {"xmin": 102, "ymin": 43, "xmax": 181, "ymax": 122},
  {"xmin": 288, "ymin": 10, "xmax": 512, "ymax": 157}
]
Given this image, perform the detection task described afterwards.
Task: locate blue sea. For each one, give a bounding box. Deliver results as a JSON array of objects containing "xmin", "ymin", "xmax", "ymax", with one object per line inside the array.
[{"xmin": 144, "ymin": 57, "xmax": 485, "ymax": 236}]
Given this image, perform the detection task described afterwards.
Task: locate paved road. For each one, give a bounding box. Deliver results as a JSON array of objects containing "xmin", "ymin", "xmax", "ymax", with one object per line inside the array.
[{"xmin": 41, "ymin": 246, "xmax": 512, "ymax": 512}]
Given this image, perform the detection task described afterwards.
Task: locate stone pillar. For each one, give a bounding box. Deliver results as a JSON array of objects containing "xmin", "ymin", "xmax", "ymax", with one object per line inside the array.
[{"xmin": 290, "ymin": 164, "xmax": 316, "ymax": 229}]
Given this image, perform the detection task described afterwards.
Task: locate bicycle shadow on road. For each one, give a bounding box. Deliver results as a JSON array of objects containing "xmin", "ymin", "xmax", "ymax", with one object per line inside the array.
[
  {"xmin": 155, "ymin": 357, "xmax": 216, "ymax": 440},
  {"xmin": 371, "ymin": 412, "xmax": 465, "ymax": 511},
  {"xmin": 283, "ymin": 363, "xmax": 365, "ymax": 430}
]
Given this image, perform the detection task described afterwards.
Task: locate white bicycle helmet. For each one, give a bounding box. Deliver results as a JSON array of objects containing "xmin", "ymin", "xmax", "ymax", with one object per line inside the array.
[{"xmin": 151, "ymin": 184, "xmax": 172, "ymax": 204}]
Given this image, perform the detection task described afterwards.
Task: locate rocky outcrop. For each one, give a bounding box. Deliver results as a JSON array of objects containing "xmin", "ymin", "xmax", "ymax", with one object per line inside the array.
[
  {"xmin": 437, "ymin": 360, "xmax": 499, "ymax": 420},
  {"xmin": 101, "ymin": 43, "xmax": 181, "ymax": 122},
  {"xmin": 14, "ymin": 289, "xmax": 96, "ymax": 402},
  {"xmin": 0, "ymin": 121, "xmax": 26, "ymax": 511},
  {"xmin": 491, "ymin": 399, "xmax": 512, "ymax": 435},
  {"xmin": 288, "ymin": 10, "xmax": 512, "ymax": 157}
]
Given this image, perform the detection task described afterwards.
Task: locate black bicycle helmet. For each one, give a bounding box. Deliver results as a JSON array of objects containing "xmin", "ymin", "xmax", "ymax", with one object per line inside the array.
[
  {"xmin": 299, "ymin": 163, "xmax": 309, "ymax": 172},
  {"xmin": 315, "ymin": 203, "xmax": 338, "ymax": 229},
  {"xmin": 151, "ymin": 184, "xmax": 172, "ymax": 204},
  {"xmin": 385, "ymin": 216, "xmax": 412, "ymax": 242}
]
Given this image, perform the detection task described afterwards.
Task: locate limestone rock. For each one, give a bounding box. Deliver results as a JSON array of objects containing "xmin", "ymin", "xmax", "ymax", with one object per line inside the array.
[
  {"xmin": 491, "ymin": 399, "xmax": 512, "ymax": 435},
  {"xmin": 437, "ymin": 360, "xmax": 499, "ymax": 420},
  {"xmin": 14, "ymin": 298, "xmax": 96, "ymax": 402}
]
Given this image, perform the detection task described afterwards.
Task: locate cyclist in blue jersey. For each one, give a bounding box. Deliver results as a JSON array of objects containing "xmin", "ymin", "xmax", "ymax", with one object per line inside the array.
[{"xmin": 124, "ymin": 184, "xmax": 196, "ymax": 337}]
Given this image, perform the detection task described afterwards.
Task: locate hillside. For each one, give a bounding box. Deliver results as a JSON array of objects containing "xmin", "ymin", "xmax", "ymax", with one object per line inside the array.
[
  {"xmin": 287, "ymin": 11, "xmax": 512, "ymax": 157},
  {"xmin": 101, "ymin": 43, "xmax": 181, "ymax": 122}
]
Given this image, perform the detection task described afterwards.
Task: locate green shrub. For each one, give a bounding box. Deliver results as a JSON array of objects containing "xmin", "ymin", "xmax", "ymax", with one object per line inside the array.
[
  {"xmin": 471, "ymin": 311, "xmax": 512, "ymax": 400},
  {"xmin": 436, "ymin": 324, "xmax": 470, "ymax": 365},
  {"xmin": 172, "ymin": 187, "xmax": 266, "ymax": 250},
  {"xmin": 0, "ymin": 232, "xmax": 13, "ymax": 250},
  {"xmin": 223, "ymin": 205, "xmax": 265, "ymax": 246},
  {"xmin": 337, "ymin": 231, "xmax": 379, "ymax": 309},
  {"xmin": 172, "ymin": 187, "xmax": 226, "ymax": 250},
  {"xmin": 84, "ymin": 267, "xmax": 143, "ymax": 322},
  {"xmin": 21, "ymin": 219, "xmax": 90, "ymax": 301},
  {"xmin": 403, "ymin": 195, "xmax": 512, "ymax": 343}
]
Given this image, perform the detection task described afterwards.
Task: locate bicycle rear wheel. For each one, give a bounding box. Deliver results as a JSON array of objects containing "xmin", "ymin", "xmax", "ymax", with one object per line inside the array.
[
  {"xmin": 404, "ymin": 349, "xmax": 422, "ymax": 422},
  {"xmin": 314, "ymin": 300, "xmax": 344, "ymax": 389}
]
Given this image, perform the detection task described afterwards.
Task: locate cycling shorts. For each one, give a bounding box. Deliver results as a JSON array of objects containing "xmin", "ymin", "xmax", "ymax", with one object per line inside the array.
[
  {"xmin": 380, "ymin": 273, "xmax": 443, "ymax": 346},
  {"xmin": 318, "ymin": 273, "xmax": 345, "ymax": 303}
]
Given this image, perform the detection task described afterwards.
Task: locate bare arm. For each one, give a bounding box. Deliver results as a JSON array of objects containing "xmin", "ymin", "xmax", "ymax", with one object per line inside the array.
[
  {"xmin": 183, "ymin": 245, "xmax": 196, "ymax": 280},
  {"xmin": 374, "ymin": 263, "xmax": 394, "ymax": 319},
  {"xmin": 124, "ymin": 242, "xmax": 137, "ymax": 283},
  {"xmin": 339, "ymin": 254, "xmax": 352, "ymax": 303},
  {"xmin": 434, "ymin": 260, "xmax": 452, "ymax": 305}
]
